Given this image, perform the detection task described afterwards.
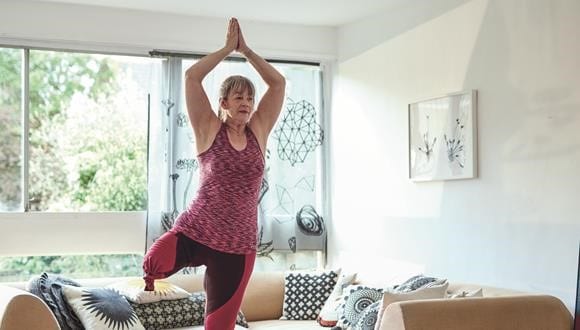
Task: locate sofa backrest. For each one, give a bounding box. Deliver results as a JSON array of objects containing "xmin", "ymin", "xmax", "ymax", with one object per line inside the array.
[
  {"xmin": 162, "ymin": 271, "xmax": 286, "ymax": 321},
  {"xmin": 3, "ymin": 271, "xmax": 286, "ymax": 322},
  {"xmin": 3, "ymin": 273, "xmax": 533, "ymax": 324}
]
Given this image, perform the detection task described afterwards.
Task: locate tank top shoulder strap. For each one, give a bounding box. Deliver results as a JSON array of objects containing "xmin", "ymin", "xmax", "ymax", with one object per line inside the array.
[{"xmin": 214, "ymin": 121, "xmax": 227, "ymax": 142}]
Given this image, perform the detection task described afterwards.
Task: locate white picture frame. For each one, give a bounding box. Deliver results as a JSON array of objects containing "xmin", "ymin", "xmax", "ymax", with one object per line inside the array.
[{"xmin": 408, "ymin": 90, "xmax": 478, "ymax": 182}]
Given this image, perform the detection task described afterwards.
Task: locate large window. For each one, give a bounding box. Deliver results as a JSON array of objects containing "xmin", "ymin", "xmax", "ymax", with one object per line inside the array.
[
  {"xmin": 0, "ymin": 47, "xmax": 162, "ymax": 282},
  {"xmin": 0, "ymin": 48, "xmax": 160, "ymax": 212}
]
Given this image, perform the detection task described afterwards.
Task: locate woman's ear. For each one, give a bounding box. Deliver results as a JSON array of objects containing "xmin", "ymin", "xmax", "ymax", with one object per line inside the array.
[{"xmin": 220, "ymin": 98, "xmax": 228, "ymax": 110}]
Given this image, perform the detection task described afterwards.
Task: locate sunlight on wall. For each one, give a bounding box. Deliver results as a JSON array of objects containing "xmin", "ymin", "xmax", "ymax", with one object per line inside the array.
[{"xmin": 336, "ymin": 251, "xmax": 426, "ymax": 287}]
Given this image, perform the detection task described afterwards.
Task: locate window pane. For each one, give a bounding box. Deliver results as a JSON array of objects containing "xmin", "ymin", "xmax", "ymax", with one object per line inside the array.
[
  {"xmin": 28, "ymin": 50, "xmax": 162, "ymax": 211},
  {"xmin": 0, "ymin": 254, "xmax": 143, "ymax": 282},
  {"xmin": 0, "ymin": 48, "xmax": 22, "ymax": 212}
]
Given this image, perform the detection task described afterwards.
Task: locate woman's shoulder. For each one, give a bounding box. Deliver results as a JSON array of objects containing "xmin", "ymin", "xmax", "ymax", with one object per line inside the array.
[{"xmin": 196, "ymin": 118, "xmax": 224, "ymax": 156}]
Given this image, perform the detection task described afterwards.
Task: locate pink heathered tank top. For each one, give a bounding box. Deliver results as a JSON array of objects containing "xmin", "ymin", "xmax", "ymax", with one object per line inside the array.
[{"xmin": 172, "ymin": 122, "xmax": 264, "ymax": 254}]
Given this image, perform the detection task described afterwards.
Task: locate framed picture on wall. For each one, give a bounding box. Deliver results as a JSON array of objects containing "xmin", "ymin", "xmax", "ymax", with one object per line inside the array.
[{"xmin": 408, "ymin": 90, "xmax": 478, "ymax": 182}]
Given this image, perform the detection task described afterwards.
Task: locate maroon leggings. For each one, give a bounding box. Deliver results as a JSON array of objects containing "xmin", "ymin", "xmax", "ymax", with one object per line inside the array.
[{"xmin": 142, "ymin": 231, "xmax": 255, "ymax": 330}]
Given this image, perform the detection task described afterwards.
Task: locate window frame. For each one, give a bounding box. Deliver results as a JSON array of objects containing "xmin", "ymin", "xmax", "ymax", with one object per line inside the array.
[{"xmin": 0, "ymin": 45, "xmax": 155, "ymax": 257}]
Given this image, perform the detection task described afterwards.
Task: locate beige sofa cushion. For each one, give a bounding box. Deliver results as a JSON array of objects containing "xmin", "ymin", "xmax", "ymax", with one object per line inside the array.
[
  {"xmin": 240, "ymin": 272, "xmax": 285, "ymax": 321},
  {"xmin": 375, "ymin": 282, "xmax": 449, "ymax": 330}
]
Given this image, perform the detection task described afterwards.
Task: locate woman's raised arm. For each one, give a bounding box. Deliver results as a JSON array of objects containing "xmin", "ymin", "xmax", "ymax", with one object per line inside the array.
[
  {"xmin": 184, "ymin": 18, "xmax": 238, "ymax": 153},
  {"xmin": 236, "ymin": 19, "xmax": 286, "ymax": 141}
]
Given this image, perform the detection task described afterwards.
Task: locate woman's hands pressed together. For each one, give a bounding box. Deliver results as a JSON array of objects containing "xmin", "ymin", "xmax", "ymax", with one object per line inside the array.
[
  {"xmin": 225, "ymin": 17, "xmax": 251, "ymax": 55},
  {"xmin": 235, "ymin": 19, "xmax": 250, "ymax": 55},
  {"xmin": 225, "ymin": 18, "xmax": 239, "ymax": 53}
]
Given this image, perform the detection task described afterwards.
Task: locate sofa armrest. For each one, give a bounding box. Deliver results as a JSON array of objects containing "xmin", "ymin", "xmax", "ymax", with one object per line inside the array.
[
  {"xmin": 0, "ymin": 285, "xmax": 60, "ymax": 330},
  {"xmin": 378, "ymin": 295, "xmax": 573, "ymax": 330}
]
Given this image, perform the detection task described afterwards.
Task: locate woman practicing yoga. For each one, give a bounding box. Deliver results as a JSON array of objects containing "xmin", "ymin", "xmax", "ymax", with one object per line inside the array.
[{"xmin": 142, "ymin": 17, "xmax": 285, "ymax": 329}]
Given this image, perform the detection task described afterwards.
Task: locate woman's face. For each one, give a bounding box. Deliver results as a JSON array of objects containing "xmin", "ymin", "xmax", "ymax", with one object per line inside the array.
[{"xmin": 222, "ymin": 89, "xmax": 254, "ymax": 121}]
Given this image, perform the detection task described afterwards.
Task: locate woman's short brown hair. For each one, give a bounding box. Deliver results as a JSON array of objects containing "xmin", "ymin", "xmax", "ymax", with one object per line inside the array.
[{"xmin": 218, "ymin": 75, "xmax": 255, "ymax": 121}]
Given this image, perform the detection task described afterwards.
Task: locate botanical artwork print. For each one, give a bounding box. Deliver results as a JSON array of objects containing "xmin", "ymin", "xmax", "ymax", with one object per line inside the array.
[
  {"xmin": 409, "ymin": 91, "xmax": 476, "ymax": 181},
  {"xmin": 416, "ymin": 115, "xmax": 437, "ymax": 165}
]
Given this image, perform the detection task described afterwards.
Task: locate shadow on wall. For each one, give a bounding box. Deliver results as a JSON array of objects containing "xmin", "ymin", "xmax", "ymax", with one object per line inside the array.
[
  {"xmin": 338, "ymin": 0, "xmax": 472, "ymax": 61},
  {"xmin": 439, "ymin": 0, "xmax": 580, "ymax": 311}
]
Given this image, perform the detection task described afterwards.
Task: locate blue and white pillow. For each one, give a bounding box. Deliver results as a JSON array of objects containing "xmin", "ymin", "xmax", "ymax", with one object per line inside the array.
[
  {"xmin": 393, "ymin": 275, "xmax": 439, "ymax": 293},
  {"xmin": 336, "ymin": 285, "xmax": 383, "ymax": 328},
  {"xmin": 353, "ymin": 300, "xmax": 381, "ymax": 330}
]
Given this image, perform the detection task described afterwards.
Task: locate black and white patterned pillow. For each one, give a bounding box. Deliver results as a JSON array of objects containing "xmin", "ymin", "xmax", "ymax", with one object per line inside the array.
[
  {"xmin": 353, "ymin": 300, "xmax": 381, "ymax": 330},
  {"xmin": 281, "ymin": 269, "xmax": 339, "ymax": 320},
  {"xmin": 131, "ymin": 292, "xmax": 248, "ymax": 329},
  {"xmin": 61, "ymin": 285, "xmax": 145, "ymax": 330},
  {"xmin": 394, "ymin": 275, "xmax": 438, "ymax": 293},
  {"xmin": 336, "ymin": 285, "xmax": 383, "ymax": 328}
]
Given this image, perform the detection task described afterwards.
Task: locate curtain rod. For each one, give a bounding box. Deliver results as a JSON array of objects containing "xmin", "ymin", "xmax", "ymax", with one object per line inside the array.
[{"xmin": 149, "ymin": 50, "xmax": 320, "ymax": 67}]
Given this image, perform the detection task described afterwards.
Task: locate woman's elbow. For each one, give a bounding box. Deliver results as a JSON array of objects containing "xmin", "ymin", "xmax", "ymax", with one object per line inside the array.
[
  {"xmin": 184, "ymin": 69, "xmax": 202, "ymax": 83},
  {"xmin": 273, "ymin": 75, "xmax": 286, "ymax": 89}
]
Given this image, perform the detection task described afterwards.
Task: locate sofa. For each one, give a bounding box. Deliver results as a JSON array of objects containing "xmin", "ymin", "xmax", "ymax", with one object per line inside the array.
[{"xmin": 0, "ymin": 271, "xmax": 574, "ymax": 330}]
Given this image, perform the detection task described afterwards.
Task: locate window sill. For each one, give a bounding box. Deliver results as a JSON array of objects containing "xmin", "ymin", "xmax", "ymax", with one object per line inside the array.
[{"xmin": 0, "ymin": 211, "xmax": 147, "ymax": 257}]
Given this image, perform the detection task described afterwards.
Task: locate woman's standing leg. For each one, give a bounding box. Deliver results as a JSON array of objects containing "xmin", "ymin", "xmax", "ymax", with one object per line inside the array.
[{"xmin": 203, "ymin": 249, "xmax": 256, "ymax": 330}]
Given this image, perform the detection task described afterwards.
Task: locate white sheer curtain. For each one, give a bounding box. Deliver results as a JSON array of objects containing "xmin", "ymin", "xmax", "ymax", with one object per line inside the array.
[{"xmin": 147, "ymin": 58, "xmax": 325, "ymax": 271}]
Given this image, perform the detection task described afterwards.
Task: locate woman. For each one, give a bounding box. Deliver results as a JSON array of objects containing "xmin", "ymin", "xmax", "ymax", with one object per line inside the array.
[{"xmin": 142, "ymin": 18, "xmax": 285, "ymax": 329}]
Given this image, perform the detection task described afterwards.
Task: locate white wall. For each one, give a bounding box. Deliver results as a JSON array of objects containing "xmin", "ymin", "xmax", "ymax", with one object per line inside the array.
[
  {"xmin": 0, "ymin": 0, "xmax": 335, "ymax": 60},
  {"xmin": 329, "ymin": 0, "xmax": 580, "ymax": 311}
]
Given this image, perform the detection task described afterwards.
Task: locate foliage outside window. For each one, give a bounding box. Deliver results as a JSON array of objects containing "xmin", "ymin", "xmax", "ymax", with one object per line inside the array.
[
  {"xmin": 0, "ymin": 47, "xmax": 22, "ymax": 211},
  {"xmin": 0, "ymin": 48, "xmax": 160, "ymax": 282}
]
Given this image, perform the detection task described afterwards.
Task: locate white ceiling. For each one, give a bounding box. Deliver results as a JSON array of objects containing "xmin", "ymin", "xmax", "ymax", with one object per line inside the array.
[{"xmin": 25, "ymin": 0, "xmax": 413, "ymax": 26}]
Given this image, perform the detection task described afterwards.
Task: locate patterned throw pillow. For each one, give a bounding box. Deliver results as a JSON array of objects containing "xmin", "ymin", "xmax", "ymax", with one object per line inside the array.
[
  {"xmin": 130, "ymin": 292, "xmax": 249, "ymax": 329},
  {"xmin": 61, "ymin": 285, "xmax": 145, "ymax": 330},
  {"xmin": 393, "ymin": 275, "xmax": 439, "ymax": 293},
  {"xmin": 281, "ymin": 269, "xmax": 339, "ymax": 320},
  {"xmin": 353, "ymin": 300, "xmax": 381, "ymax": 330},
  {"xmin": 336, "ymin": 285, "xmax": 383, "ymax": 328},
  {"xmin": 107, "ymin": 278, "xmax": 190, "ymax": 304}
]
